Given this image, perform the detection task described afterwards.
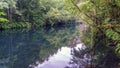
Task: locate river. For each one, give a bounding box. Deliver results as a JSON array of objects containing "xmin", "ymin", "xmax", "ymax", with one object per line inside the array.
[{"xmin": 0, "ymin": 24, "xmax": 120, "ymax": 68}]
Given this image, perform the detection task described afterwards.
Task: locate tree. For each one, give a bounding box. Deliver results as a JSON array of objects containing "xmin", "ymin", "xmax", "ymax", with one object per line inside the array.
[{"xmin": 65, "ymin": 0, "xmax": 120, "ymax": 54}]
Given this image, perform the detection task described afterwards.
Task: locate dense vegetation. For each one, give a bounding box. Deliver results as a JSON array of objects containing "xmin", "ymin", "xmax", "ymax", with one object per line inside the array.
[
  {"xmin": 0, "ymin": 0, "xmax": 76, "ymax": 29},
  {"xmin": 72, "ymin": 0, "xmax": 119, "ymax": 50}
]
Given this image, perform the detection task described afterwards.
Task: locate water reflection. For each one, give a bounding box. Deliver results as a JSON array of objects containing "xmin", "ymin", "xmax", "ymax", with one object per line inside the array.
[
  {"xmin": 0, "ymin": 24, "xmax": 81, "ymax": 68},
  {"xmin": 0, "ymin": 24, "xmax": 120, "ymax": 68},
  {"xmin": 31, "ymin": 43, "xmax": 85, "ymax": 68},
  {"xmin": 31, "ymin": 47, "xmax": 72, "ymax": 68},
  {"xmin": 65, "ymin": 44, "xmax": 93, "ymax": 68},
  {"xmin": 66, "ymin": 43, "xmax": 120, "ymax": 68}
]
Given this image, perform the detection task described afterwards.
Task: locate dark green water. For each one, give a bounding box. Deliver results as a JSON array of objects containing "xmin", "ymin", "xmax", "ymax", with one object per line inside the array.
[{"xmin": 0, "ymin": 24, "xmax": 120, "ymax": 68}]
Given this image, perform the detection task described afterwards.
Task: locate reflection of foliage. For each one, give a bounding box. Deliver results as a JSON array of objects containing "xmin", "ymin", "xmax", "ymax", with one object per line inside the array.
[
  {"xmin": 66, "ymin": 45, "xmax": 94, "ymax": 68},
  {"xmin": 71, "ymin": 50, "xmax": 91, "ymax": 68},
  {"xmin": 67, "ymin": 44, "xmax": 120, "ymax": 68},
  {"xmin": 0, "ymin": 24, "xmax": 80, "ymax": 68},
  {"xmin": 95, "ymin": 50, "xmax": 120, "ymax": 68}
]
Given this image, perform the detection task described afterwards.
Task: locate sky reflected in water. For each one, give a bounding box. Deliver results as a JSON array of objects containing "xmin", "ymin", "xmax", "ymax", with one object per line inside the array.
[{"xmin": 30, "ymin": 43, "xmax": 84, "ymax": 68}]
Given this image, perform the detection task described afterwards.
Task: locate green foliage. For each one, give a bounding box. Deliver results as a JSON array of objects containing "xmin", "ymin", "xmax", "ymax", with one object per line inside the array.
[
  {"xmin": 66, "ymin": 0, "xmax": 120, "ymax": 56},
  {"xmin": 0, "ymin": 1, "xmax": 8, "ymax": 9},
  {"xmin": 116, "ymin": 44, "xmax": 120, "ymax": 54},
  {"xmin": 0, "ymin": 18, "xmax": 9, "ymax": 23},
  {"xmin": 0, "ymin": 10, "xmax": 9, "ymax": 28},
  {"xmin": 65, "ymin": 0, "xmax": 120, "ymax": 24},
  {"xmin": 0, "ymin": 22, "xmax": 31, "ymax": 29},
  {"xmin": 0, "ymin": 11, "xmax": 6, "ymax": 16},
  {"xmin": 105, "ymin": 28, "xmax": 120, "ymax": 54},
  {"xmin": 106, "ymin": 29, "xmax": 120, "ymax": 41},
  {"xmin": 0, "ymin": 0, "xmax": 78, "ymax": 28},
  {"xmin": 0, "ymin": 0, "xmax": 17, "ymax": 9}
]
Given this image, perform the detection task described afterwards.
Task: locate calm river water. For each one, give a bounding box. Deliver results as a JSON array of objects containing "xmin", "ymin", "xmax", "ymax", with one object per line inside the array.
[{"xmin": 0, "ymin": 24, "xmax": 120, "ymax": 68}]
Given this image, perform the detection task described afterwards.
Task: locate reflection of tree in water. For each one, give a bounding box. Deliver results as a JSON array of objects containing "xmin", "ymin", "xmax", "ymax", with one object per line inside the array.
[
  {"xmin": 65, "ymin": 44, "xmax": 95, "ymax": 68},
  {"xmin": 95, "ymin": 50, "xmax": 120, "ymax": 68},
  {"xmin": 0, "ymin": 24, "xmax": 79, "ymax": 68},
  {"xmin": 66, "ymin": 44, "xmax": 120, "ymax": 68}
]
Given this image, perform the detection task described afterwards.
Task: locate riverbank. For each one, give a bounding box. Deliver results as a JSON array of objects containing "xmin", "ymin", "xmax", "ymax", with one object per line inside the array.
[{"xmin": 0, "ymin": 19, "xmax": 79, "ymax": 31}]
